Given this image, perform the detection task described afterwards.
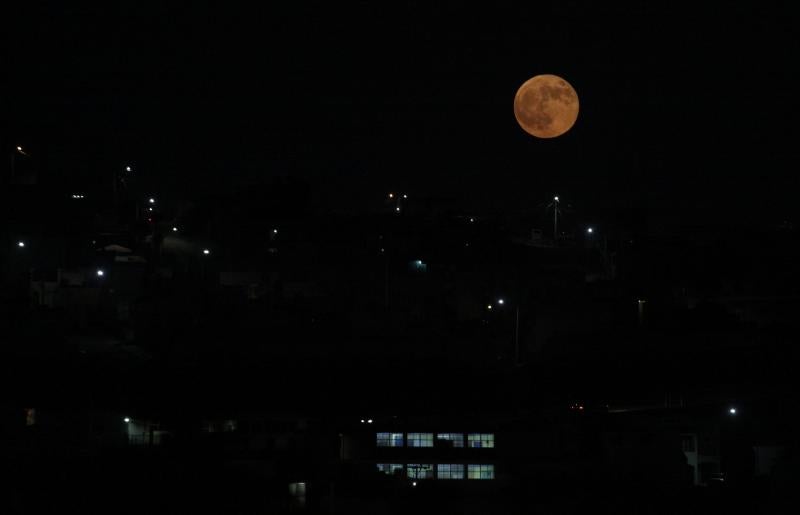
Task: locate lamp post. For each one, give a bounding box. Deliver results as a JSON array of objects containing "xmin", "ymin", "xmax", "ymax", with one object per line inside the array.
[
  {"xmin": 10, "ymin": 146, "xmax": 29, "ymax": 183},
  {"xmin": 490, "ymin": 298, "xmax": 522, "ymax": 366},
  {"xmin": 553, "ymin": 196, "xmax": 559, "ymax": 241}
]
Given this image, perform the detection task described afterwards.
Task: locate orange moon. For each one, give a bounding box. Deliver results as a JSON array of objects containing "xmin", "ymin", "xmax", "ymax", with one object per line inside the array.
[{"xmin": 513, "ymin": 74, "xmax": 579, "ymax": 138}]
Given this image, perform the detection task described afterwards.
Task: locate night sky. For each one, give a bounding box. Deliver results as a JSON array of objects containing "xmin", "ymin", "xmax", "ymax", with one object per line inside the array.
[{"xmin": 6, "ymin": 2, "xmax": 800, "ymax": 227}]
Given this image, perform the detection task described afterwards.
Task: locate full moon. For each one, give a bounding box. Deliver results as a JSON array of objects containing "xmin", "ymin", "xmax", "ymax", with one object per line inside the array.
[{"xmin": 513, "ymin": 74, "xmax": 579, "ymax": 138}]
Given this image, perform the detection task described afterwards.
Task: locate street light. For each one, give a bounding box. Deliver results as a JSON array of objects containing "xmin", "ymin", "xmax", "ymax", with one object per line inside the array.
[
  {"xmin": 11, "ymin": 145, "xmax": 30, "ymax": 182},
  {"xmin": 494, "ymin": 297, "xmax": 521, "ymax": 366},
  {"xmin": 148, "ymin": 198, "xmax": 155, "ymax": 204},
  {"xmin": 729, "ymin": 407, "xmax": 737, "ymax": 415},
  {"xmin": 124, "ymin": 417, "xmax": 131, "ymax": 423},
  {"xmin": 172, "ymin": 226, "xmax": 178, "ymax": 232},
  {"xmin": 587, "ymin": 227, "xmax": 594, "ymax": 234},
  {"xmin": 553, "ymin": 196, "xmax": 560, "ymax": 240},
  {"xmin": 96, "ymin": 269, "xmax": 105, "ymax": 277},
  {"xmin": 202, "ymin": 249, "xmax": 210, "ymax": 255},
  {"xmin": 17, "ymin": 241, "xmax": 25, "ymax": 248},
  {"xmin": 125, "ymin": 166, "xmax": 132, "ymax": 172}
]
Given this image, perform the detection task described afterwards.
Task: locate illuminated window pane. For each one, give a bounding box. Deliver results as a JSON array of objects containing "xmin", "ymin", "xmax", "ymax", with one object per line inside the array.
[
  {"xmin": 407, "ymin": 433, "xmax": 434, "ymax": 447},
  {"xmin": 407, "ymin": 464, "xmax": 434, "ymax": 479},
  {"xmin": 288, "ymin": 482, "xmax": 306, "ymax": 509},
  {"xmin": 436, "ymin": 433, "xmax": 464, "ymax": 447},
  {"xmin": 437, "ymin": 464, "xmax": 464, "ymax": 479},
  {"xmin": 467, "ymin": 433, "xmax": 494, "ymax": 448},
  {"xmin": 467, "ymin": 464, "xmax": 495, "ymax": 480},
  {"xmin": 376, "ymin": 432, "xmax": 404, "ymax": 447},
  {"xmin": 376, "ymin": 463, "xmax": 404, "ymax": 476}
]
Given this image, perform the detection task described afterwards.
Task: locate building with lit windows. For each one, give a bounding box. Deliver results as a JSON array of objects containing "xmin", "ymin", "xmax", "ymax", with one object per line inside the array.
[{"xmin": 340, "ymin": 419, "xmax": 500, "ymax": 489}]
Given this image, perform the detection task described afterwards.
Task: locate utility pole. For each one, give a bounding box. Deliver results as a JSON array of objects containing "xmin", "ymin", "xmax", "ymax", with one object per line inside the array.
[
  {"xmin": 553, "ymin": 196, "xmax": 559, "ymax": 241},
  {"xmin": 10, "ymin": 146, "xmax": 29, "ymax": 184},
  {"xmin": 384, "ymin": 257, "xmax": 389, "ymax": 310},
  {"xmin": 514, "ymin": 305, "xmax": 520, "ymax": 366}
]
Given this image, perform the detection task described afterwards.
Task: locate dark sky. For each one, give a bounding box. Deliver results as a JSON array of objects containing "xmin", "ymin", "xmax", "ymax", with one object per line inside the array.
[{"xmin": 5, "ymin": 2, "xmax": 800, "ymax": 226}]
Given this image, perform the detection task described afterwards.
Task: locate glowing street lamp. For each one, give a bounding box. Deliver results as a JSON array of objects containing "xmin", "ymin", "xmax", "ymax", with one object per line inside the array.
[
  {"xmin": 494, "ymin": 297, "xmax": 522, "ymax": 366},
  {"xmin": 124, "ymin": 417, "xmax": 131, "ymax": 423},
  {"xmin": 729, "ymin": 407, "xmax": 737, "ymax": 415},
  {"xmin": 202, "ymin": 249, "xmax": 210, "ymax": 255},
  {"xmin": 172, "ymin": 227, "xmax": 178, "ymax": 232},
  {"xmin": 148, "ymin": 198, "xmax": 155, "ymax": 204},
  {"xmin": 587, "ymin": 227, "xmax": 594, "ymax": 234},
  {"xmin": 553, "ymin": 196, "xmax": 560, "ymax": 240},
  {"xmin": 96, "ymin": 269, "xmax": 105, "ymax": 277},
  {"xmin": 11, "ymin": 145, "xmax": 30, "ymax": 182},
  {"xmin": 17, "ymin": 241, "xmax": 25, "ymax": 248}
]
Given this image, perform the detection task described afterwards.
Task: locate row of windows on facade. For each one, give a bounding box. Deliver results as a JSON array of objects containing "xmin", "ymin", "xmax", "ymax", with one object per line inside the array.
[
  {"xmin": 377, "ymin": 463, "xmax": 495, "ymax": 480},
  {"xmin": 376, "ymin": 432, "xmax": 494, "ymax": 448}
]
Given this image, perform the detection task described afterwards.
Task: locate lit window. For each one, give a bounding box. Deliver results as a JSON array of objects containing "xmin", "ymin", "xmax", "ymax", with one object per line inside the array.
[
  {"xmin": 436, "ymin": 433, "xmax": 464, "ymax": 448},
  {"xmin": 437, "ymin": 464, "xmax": 464, "ymax": 479},
  {"xmin": 407, "ymin": 464, "xmax": 434, "ymax": 479},
  {"xmin": 467, "ymin": 464, "xmax": 494, "ymax": 479},
  {"xmin": 376, "ymin": 432, "xmax": 404, "ymax": 447},
  {"xmin": 407, "ymin": 433, "xmax": 434, "ymax": 447},
  {"xmin": 467, "ymin": 433, "xmax": 494, "ymax": 448},
  {"xmin": 288, "ymin": 482, "xmax": 306, "ymax": 509},
  {"xmin": 409, "ymin": 260, "xmax": 428, "ymax": 272},
  {"xmin": 376, "ymin": 463, "xmax": 404, "ymax": 476}
]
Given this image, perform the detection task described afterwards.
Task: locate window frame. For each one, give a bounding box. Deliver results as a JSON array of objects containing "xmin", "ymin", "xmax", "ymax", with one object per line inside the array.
[
  {"xmin": 436, "ymin": 433, "xmax": 464, "ymax": 448},
  {"xmin": 467, "ymin": 433, "xmax": 495, "ymax": 448},
  {"xmin": 407, "ymin": 432, "xmax": 434, "ymax": 448},
  {"xmin": 437, "ymin": 463, "xmax": 465, "ymax": 479},
  {"xmin": 467, "ymin": 464, "xmax": 495, "ymax": 480},
  {"xmin": 406, "ymin": 463, "xmax": 434, "ymax": 479},
  {"xmin": 376, "ymin": 432, "xmax": 405, "ymax": 447}
]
